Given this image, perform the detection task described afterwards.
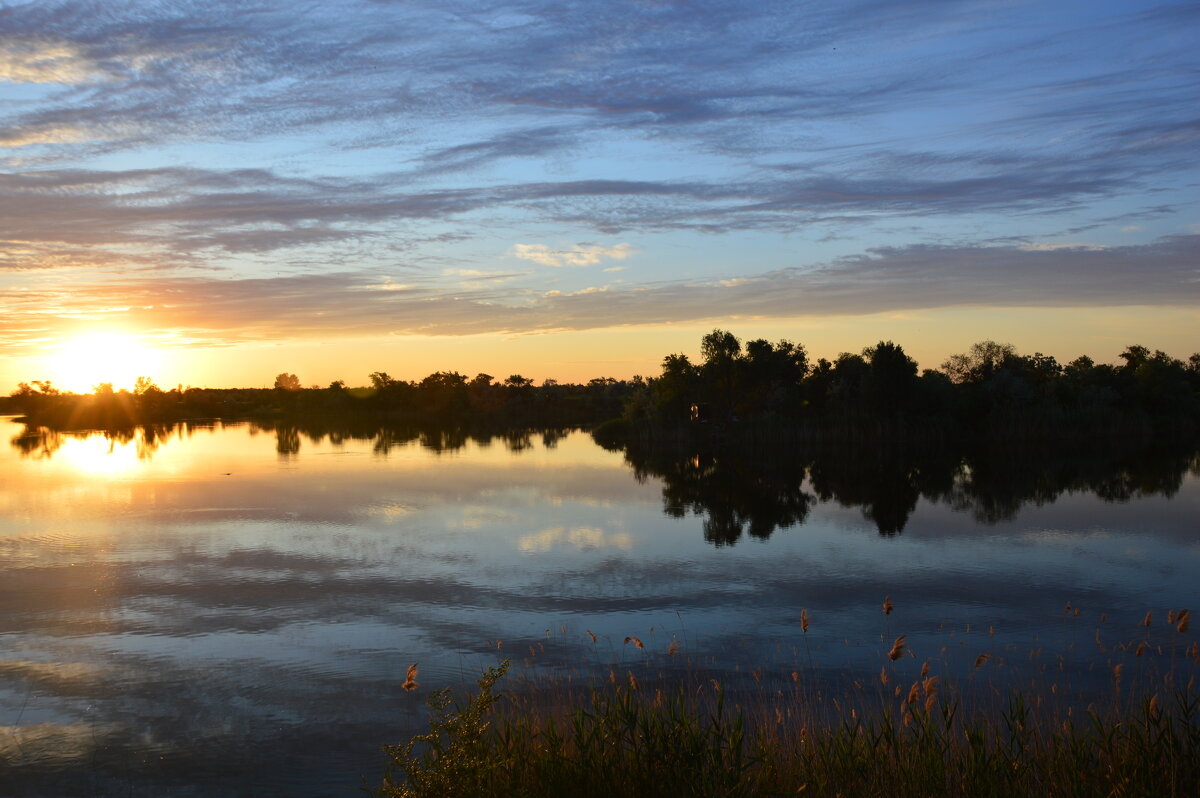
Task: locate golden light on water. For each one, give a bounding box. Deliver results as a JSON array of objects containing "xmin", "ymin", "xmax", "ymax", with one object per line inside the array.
[
  {"xmin": 57, "ymin": 434, "xmax": 145, "ymax": 477},
  {"xmin": 49, "ymin": 332, "xmax": 162, "ymax": 393}
]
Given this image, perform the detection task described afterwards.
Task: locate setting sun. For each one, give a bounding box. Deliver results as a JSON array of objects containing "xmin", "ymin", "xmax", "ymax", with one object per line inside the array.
[{"xmin": 49, "ymin": 332, "xmax": 162, "ymax": 393}]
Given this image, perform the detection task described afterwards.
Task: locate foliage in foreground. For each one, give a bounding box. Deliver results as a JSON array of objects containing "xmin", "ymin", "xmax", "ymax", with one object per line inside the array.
[{"xmin": 373, "ymin": 660, "xmax": 1200, "ymax": 798}]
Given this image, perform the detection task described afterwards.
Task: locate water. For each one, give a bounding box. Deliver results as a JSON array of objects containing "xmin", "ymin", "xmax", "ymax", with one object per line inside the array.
[{"xmin": 1, "ymin": 416, "xmax": 1197, "ymax": 796}]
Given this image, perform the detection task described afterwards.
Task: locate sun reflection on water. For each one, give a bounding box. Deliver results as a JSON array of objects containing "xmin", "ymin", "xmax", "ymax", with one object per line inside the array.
[{"xmin": 56, "ymin": 433, "xmax": 147, "ymax": 477}]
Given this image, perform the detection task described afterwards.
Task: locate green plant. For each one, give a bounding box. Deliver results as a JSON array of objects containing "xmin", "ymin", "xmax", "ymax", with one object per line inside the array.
[{"xmin": 374, "ymin": 660, "xmax": 510, "ymax": 798}]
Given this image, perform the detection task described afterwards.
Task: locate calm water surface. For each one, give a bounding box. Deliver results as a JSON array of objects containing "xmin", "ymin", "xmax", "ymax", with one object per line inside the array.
[{"xmin": 1, "ymin": 416, "xmax": 1197, "ymax": 796}]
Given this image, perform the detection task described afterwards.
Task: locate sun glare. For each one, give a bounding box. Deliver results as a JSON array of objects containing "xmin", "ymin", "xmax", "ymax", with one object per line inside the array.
[{"xmin": 50, "ymin": 332, "xmax": 162, "ymax": 393}]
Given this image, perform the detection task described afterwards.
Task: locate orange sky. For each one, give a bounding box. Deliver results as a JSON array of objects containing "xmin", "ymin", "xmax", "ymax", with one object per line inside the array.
[{"xmin": 7, "ymin": 305, "xmax": 1197, "ymax": 394}]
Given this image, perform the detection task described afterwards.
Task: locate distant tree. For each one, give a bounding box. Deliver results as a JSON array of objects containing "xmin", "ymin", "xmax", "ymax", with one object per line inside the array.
[
  {"xmin": 134, "ymin": 376, "xmax": 160, "ymax": 396},
  {"xmin": 274, "ymin": 373, "xmax": 302, "ymax": 391},
  {"xmin": 467, "ymin": 372, "xmax": 505, "ymax": 413},
  {"xmin": 369, "ymin": 371, "xmax": 396, "ymax": 390},
  {"xmin": 863, "ymin": 340, "xmax": 918, "ymax": 414},
  {"xmin": 652, "ymin": 353, "xmax": 699, "ymax": 419},
  {"xmin": 1064, "ymin": 355, "xmax": 1095, "ymax": 379},
  {"xmin": 700, "ymin": 329, "xmax": 742, "ymax": 418},
  {"xmin": 418, "ymin": 371, "xmax": 469, "ymax": 415},
  {"xmin": 1119, "ymin": 344, "xmax": 1151, "ymax": 372},
  {"xmin": 941, "ymin": 341, "xmax": 1017, "ymax": 384},
  {"xmin": 739, "ymin": 338, "xmax": 807, "ymax": 416},
  {"xmin": 420, "ymin": 371, "xmax": 468, "ymax": 391},
  {"xmin": 828, "ymin": 352, "xmax": 869, "ymax": 409}
]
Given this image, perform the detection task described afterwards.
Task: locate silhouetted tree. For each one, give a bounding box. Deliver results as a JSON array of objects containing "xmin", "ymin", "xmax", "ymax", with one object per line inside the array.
[
  {"xmin": 741, "ymin": 338, "xmax": 807, "ymax": 416},
  {"xmin": 941, "ymin": 341, "xmax": 1017, "ymax": 384},
  {"xmin": 369, "ymin": 372, "xmax": 396, "ymax": 390},
  {"xmin": 274, "ymin": 373, "xmax": 302, "ymax": 391},
  {"xmin": 700, "ymin": 329, "xmax": 742, "ymax": 419},
  {"xmin": 863, "ymin": 341, "xmax": 918, "ymax": 416},
  {"xmin": 652, "ymin": 353, "xmax": 699, "ymax": 420}
]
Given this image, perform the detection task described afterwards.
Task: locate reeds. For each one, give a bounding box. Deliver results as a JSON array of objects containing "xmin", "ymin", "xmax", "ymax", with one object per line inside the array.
[{"xmin": 371, "ymin": 608, "xmax": 1200, "ymax": 797}]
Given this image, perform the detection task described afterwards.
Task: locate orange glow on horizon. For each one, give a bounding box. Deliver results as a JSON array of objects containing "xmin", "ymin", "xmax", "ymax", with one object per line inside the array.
[{"xmin": 3, "ymin": 305, "xmax": 1195, "ymax": 395}]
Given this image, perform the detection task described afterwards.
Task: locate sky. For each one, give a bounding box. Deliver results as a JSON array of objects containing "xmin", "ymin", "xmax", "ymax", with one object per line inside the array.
[{"xmin": 1, "ymin": 0, "xmax": 1198, "ymax": 391}]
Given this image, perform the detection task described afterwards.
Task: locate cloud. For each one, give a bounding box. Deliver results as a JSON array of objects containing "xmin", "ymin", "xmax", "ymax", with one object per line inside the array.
[
  {"xmin": 0, "ymin": 161, "xmax": 1162, "ymax": 276},
  {"xmin": 0, "ymin": 38, "xmax": 110, "ymax": 84},
  {"xmin": 4, "ymin": 235, "xmax": 1195, "ymax": 352},
  {"xmin": 517, "ymin": 526, "xmax": 633, "ymax": 553},
  {"xmin": 510, "ymin": 243, "xmax": 633, "ymax": 267},
  {"xmin": 1018, "ymin": 242, "xmax": 1108, "ymax": 252},
  {"xmin": 443, "ymin": 268, "xmax": 530, "ymax": 282}
]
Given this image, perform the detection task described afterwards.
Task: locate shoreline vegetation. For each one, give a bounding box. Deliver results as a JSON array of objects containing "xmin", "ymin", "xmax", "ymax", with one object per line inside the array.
[
  {"xmin": 374, "ymin": 608, "xmax": 1200, "ymax": 797},
  {"xmin": 4, "ymin": 333, "xmax": 1198, "ymax": 443}
]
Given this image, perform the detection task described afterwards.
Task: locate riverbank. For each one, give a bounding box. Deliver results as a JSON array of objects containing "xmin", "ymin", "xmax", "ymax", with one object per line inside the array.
[{"xmin": 374, "ymin": 611, "xmax": 1200, "ymax": 797}]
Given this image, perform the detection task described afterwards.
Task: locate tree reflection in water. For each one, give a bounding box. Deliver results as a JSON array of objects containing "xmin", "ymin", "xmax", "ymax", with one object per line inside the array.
[
  {"xmin": 10, "ymin": 419, "xmax": 1198, "ymax": 544},
  {"xmin": 619, "ymin": 436, "xmax": 1199, "ymax": 542}
]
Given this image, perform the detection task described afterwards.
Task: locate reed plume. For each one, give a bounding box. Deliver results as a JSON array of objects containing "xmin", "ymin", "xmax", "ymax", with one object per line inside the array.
[
  {"xmin": 906, "ymin": 682, "xmax": 920, "ymax": 705},
  {"xmin": 887, "ymin": 635, "xmax": 907, "ymax": 661},
  {"xmin": 402, "ymin": 663, "xmax": 419, "ymax": 692},
  {"xmin": 883, "ymin": 595, "xmax": 894, "ymax": 615}
]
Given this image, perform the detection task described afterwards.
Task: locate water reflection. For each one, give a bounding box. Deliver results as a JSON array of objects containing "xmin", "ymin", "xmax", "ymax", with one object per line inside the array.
[
  {"xmin": 8, "ymin": 419, "xmax": 576, "ymax": 464},
  {"xmin": 12, "ymin": 420, "xmax": 1199, "ymax": 544},
  {"xmin": 9, "ymin": 420, "xmax": 216, "ymax": 463},
  {"xmin": 1, "ymin": 417, "xmax": 1197, "ymax": 796},
  {"xmin": 619, "ymin": 437, "xmax": 1200, "ymax": 542}
]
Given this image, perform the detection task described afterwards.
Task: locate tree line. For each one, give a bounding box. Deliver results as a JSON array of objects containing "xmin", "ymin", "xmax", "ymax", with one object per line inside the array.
[
  {"xmin": 5, "ymin": 330, "xmax": 1199, "ymax": 434},
  {"xmin": 3, "ymin": 371, "xmax": 641, "ymax": 429},
  {"xmin": 610, "ymin": 330, "xmax": 1200, "ymax": 440}
]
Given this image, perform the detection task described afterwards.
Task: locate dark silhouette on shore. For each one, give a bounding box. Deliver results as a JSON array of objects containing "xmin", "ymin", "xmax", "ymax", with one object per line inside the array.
[
  {"xmin": 4, "ymin": 330, "xmax": 1197, "ymax": 447},
  {"xmin": 595, "ymin": 331, "xmax": 1199, "ymax": 445},
  {"xmin": 2, "ymin": 371, "xmax": 637, "ymax": 430}
]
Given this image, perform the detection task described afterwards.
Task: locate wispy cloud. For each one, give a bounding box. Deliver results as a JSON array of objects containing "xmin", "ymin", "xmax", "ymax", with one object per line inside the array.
[
  {"xmin": 1017, "ymin": 242, "xmax": 1108, "ymax": 252},
  {"xmin": 0, "ymin": 37, "xmax": 112, "ymax": 84},
  {"xmin": 5, "ymin": 236, "xmax": 1195, "ymax": 353},
  {"xmin": 510, "ymin": 243, "xmax": 632, "ymax": 267}
]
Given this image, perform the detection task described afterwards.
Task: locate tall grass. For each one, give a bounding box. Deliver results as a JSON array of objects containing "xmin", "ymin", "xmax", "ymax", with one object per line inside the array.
[{"xmin": 371, "ymin": 610, "xmax": 1200, "ymax": 797}]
